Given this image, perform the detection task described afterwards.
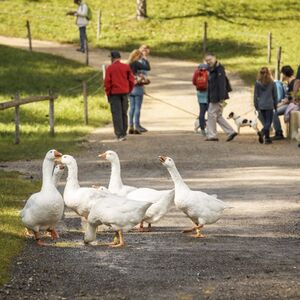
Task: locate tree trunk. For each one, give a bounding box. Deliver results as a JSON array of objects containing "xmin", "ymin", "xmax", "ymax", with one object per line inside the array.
[{"xmin": 136, "ymin": 0, "xmax": 147, "ymax": 20}]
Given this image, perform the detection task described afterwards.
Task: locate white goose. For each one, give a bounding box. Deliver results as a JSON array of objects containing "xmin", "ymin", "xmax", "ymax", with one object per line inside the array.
[
  {"xmin": 98, "ymin": 150, "xmax": 175, "ymax": 231},
  {"xmin": 98, "ymin": 150, "xmax": 137, "ymax": 196},
  {"xmin": 85, "ymin": 197, "xmax": 152, "ymax": 248},
  {"xmin": 159, "ymin": 155, "xmax": 232, "ymax": 238},
  {"xmin": 60, "ymin": 154, "xmax": 103, "ymax": 219},
  {"xmin": 52, "ymin": 164, "xmax": 65, "ymax": 188},
  {"xmin": 21, "ymin": 149, "xmax": 64, "ymax": 245}
]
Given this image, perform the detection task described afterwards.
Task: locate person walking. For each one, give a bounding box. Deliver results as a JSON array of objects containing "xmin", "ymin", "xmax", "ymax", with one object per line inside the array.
[
  {"xmin": 67, "ymin": 0, "xmax": 89, "ymax": 53},
  {"xmin": 128, "ymin": 49, "xmax": 151, "ymax": 134},
  {"xmin": 254, "ymin": 67, "xmax": 278, "ymax": 144},
  {"xmin": 192, "ymin": 63, "xmax": 209, "ymax": 136},
  {"xmin": 204, "ymin": 53, "xmax": 237, "ymax": 142},
  {"xmin": 104, "ymin": 51, "xmax": 135, "ymax": 141}
]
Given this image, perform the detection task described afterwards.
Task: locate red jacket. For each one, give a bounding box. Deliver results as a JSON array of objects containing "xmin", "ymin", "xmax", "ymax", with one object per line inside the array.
[{"xmin": 104, "ymin": 60, "xmax": 134, "ymax": 96}]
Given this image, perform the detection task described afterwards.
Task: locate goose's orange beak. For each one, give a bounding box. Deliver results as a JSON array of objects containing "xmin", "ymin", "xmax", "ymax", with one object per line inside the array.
[
  {"xmin": 158, "ymin": 155, "xmax": 167, "ymax": 163},
  {"xmin": 98, "ymin": 152, "xmax": 107, "ymax": 159},
  {"xmin": 54, "ymin": 150, "xmax": 62, "ymax": 158}
]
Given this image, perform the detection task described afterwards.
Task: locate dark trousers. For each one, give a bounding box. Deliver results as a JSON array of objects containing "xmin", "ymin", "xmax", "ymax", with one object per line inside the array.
[
  {"xmin": 260, "ymin": 109, "xmax": 273, "ymax": 138},
  {"xmin": 108, "ymin": 94, "xmax": 129, "ymax": 138},
  {"xmin": 79, "ymin": 26, "xmax": 86, "ymax": 51},
  {"xmin": 199, "ymin": 103, "xmax": 208, "ymax": 130}
]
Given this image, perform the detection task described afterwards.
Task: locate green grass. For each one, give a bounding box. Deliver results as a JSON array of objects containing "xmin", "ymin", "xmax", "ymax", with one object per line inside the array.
[
  {"xmin": 0, "ymin": 0, "xmax": 299, "ymax": 83},
  {"xmin": 0, "ymin": 170, "xmax": 41, "ymax": 285},
  {"xmin": 0, "ymin": 45, "xmax": 110, "ymax": 161}
]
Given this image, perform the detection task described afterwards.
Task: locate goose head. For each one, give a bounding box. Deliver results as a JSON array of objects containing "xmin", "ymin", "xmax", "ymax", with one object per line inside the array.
[
  {"xmin": 158, "ymin": 155, "xmax": 175, "ymax": 168},
  {"xmin": 60, "ymin": 154, "xmax": 76, "ymax": 166},
  {"xmin": 98, "ymin": 150, "xmax": 118, "ymax": 162},
  {"xmin": 53, "ymin": 164, "xmax": 65, "ymax": 176},
  {"xmin": 46, "ymin": 149, "xmax": 62, "ymax": 161}
]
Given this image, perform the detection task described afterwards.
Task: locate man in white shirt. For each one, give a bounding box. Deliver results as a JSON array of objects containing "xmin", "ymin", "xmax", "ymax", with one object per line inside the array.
[{"xmin": 67, "ymin": 0, "xmax": 89, "ymax": 53}]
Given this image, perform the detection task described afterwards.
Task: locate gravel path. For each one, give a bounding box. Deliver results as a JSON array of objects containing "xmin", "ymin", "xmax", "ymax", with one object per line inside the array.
[{"xmin": 0, "ymin": 37, "xmax": 299, "ymax": 299}]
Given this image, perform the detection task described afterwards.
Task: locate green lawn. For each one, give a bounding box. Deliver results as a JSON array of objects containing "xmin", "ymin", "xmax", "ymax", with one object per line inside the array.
[
  {"xmin": 0, "ymin": 170, "xmax": 41, "ymax": 285},
  {"xmin": 0, "ymin": 45, "xmax": 110, "ymax": 161},
  {"xmin": 0, "ymin": 0, "xmax": 299, "ymax": 83}
]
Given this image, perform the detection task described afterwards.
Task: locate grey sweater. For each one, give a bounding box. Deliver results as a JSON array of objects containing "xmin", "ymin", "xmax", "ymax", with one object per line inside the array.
[{"xmin": 254, "ymin": 81, "xmax": 278, "ymax": 110}]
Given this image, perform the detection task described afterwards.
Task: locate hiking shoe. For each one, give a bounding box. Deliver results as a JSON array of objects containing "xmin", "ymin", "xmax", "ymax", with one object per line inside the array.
[
  {"xmin": 201, "ymin": 129, "xmax": 206, "ymax": 137},
  {"xmin": 137, "ymin": 126, "xmax": 148, "ymax": 133},
  {"xmin": 205, "ymin": 138, "xmax": 219, "ymax": 141},
  {"xmin": 76, "ymin": 48, "xmax": 85, "ymax": 53},
  {"xmin": 264, "ymin": 137, "xmax": 272, "ymax": 144},
  {"xmin": 128, "ymin": 127, "xmax": 134, "ymax": 134},
  {"xmin": 226, "ymin": 132, "xmax": 238, "ymax": 142},
  {"xmin": 257, "ymin": 131, "xmax": 264, "ymax": 144},
  {"xmin": 134, "ymin": 129, "xmax": 142, "ymax": 135},
  {"xmin": 118, "ymin": 136, "xmax": 127, "ymax": 142},
  {"xmin": 271, "ymin": 134, "xmax": 285, "ymax": 141}
]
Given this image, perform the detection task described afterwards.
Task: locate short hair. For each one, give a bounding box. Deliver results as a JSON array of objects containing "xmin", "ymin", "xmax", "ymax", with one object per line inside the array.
[
  {"xmin": 204, "ymin": 52, "xmax": 216, "ymax": 58},
  {"xmin": 281, "ymin": 65, "xmax": 294, "ymax": 77}
]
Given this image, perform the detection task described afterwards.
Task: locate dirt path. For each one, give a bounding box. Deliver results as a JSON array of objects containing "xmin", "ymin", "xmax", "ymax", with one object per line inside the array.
[{"xmin": 0, "ymin": 37, "xmax": 299, "ymax": 299}]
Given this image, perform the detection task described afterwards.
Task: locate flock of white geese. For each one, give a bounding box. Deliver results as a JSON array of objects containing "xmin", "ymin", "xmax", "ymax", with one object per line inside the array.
[{"xmin": 21, "ymin": 149, "xmax": 232, "ymax": 247}]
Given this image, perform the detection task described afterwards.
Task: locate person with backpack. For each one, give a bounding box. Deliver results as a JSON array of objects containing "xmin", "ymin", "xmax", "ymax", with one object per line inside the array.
[
  {"xmin": 192, "ymin": 63, "xmax": 209, "ymax": 136},
  {"xmin": 254, "ymin": 67, "xmax": 278, "ymax": 144},
  {"xmin": 204, "ymin": 53, "xmax": 237, "ymax": 142},
  {"xmin": 67, "ymin": 0, "xmax": 91, "ymax": 53}
]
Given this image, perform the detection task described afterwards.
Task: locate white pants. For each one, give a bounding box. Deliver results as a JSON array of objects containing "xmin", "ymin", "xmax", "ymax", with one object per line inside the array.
[{"xmin": 207, "ymin": 102, "xmax": 235, "ymax": 139}]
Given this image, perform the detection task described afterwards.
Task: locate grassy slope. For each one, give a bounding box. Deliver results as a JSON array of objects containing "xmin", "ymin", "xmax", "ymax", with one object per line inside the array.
[
  {"xmin": 0, "ymin": 0, "xmax": 299, "ymax": 83},
  {"xmin": 0, "ymin": 45, "xmax": 110, "ymax": 161},
  {"xmin": 0, "ymin": 170, "xmax": 40, "ymax": 285}
]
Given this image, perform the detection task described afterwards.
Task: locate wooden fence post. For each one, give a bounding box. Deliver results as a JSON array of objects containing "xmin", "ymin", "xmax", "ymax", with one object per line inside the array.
[
  {"xmin": 49, "ymin": 89, "xmax": 55, "ymax": 136},
  {"xmin": 267, "ymin": 32, "xmax": 272, "ymax": 64},
  {"xmin": 276, "ymin": 46, "xmax": 282, "ymax": 80},
  {"xmin": 83, "ymin": 81, "xmax": 88, "ymax": 125},
  {"xmin": 14, "ymin": 93, "xmax": 20, "ymax": 144},
  {"xmin": 202, "ymin": 21, "xmax": 208, "ymax": 55},
  {"xmin": 26, "ymin": 20, "xmax": 32, "ymax": 52},
  {"xmin": 85, "ymin": 36, "xmax": 89, "ymax": 66},
  {"xmin": 96, "ymin": 10, "xmax": 101, "ymax": 40}
]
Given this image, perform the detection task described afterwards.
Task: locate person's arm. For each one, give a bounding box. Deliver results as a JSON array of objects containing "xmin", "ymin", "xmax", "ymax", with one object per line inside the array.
[
  {"xmin": 104, "ymin": 68, "xmax": 111, "ymax": 97},
  {"xmin": 75, "ymin": 4, "xmax": 88, "ymax": 17},
  {"xmin": 254, "ymin": 82, "xmax": 259, "ymax": 110},
  {"xmin": 293, "ymin": 80, "xmax": 300, "ymax": 99},
  {"xmin": 217, "ymin": 65, "xmax": 227, "ymax": 101},
  {"xmin": 192, "ymin": 70, "xmax": 198, "ymax": 86},
  {"xmin": 128, "ymin": 68, "xmax": 135, "ymax": 92}
]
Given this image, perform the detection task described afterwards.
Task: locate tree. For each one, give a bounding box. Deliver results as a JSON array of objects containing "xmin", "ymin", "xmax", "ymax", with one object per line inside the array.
[{"xmin": 136, "ymin": 0, "xmax": 147, "ymax": 20}]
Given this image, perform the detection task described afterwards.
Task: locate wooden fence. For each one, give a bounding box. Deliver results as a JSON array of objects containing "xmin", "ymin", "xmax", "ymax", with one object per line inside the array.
[{"xmin": 0, "ymin": 90, "xmax": 57, "ymax": 144}]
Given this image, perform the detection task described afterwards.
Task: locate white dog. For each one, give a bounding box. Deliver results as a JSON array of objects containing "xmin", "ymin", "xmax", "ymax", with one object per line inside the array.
[{"xmin": 227, "ymin": 112, "xmax": 258, "ymax": 133}]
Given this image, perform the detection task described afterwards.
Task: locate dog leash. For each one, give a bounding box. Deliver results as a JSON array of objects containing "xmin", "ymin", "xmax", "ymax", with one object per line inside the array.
[{"xmin": 144, "ymin": 92, "xmax": 198, "ymax": 117}]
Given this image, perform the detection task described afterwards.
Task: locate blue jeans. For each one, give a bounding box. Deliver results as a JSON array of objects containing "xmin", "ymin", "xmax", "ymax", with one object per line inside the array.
[
  {"xmin": 273, "ymin": 104, "xmax": 288, "ymax": 135},
  {"xmin": 129, "ymin": 94, "xmax": 143, "ymax": 127},
  {"xmin": 198, "ymin": 103, "xmax": 208, "ymax": 130},
  {"xmin": 79, "ymin": 26, "xmax": 86, "ymax": 51},
  {"xmin": 260, "ymin": 109, "xmax": 273, "ymax": 138}
]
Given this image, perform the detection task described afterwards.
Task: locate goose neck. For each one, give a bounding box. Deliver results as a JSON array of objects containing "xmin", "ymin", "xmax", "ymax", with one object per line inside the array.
[
  {"xmin": 41, "ymin": 159, "xmax": 55, "ymax": 191},
  {"xmin": 108, "ymin": 159, "xmax": 123, "ymax": 190},
  {"xmin": 66, "ymin": 161, "xmax": 80, "ymax": 189},
  {"xmin": 167, "ymin": 165, "xmax": 189, "ymax": 191}
]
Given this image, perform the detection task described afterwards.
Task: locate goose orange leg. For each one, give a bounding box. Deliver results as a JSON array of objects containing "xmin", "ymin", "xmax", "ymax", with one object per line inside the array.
[
  {"xmin": 190, "ymin": 225, "xmax": 206, "ymax": 238},
  {"xmin": 34, "ymin": 232, "xmax": 45, "ymax": 246},
  {"xmin": 110, "ymin": 230, "xmax": 125, "ymax": 248},
  {"xmin": 47, "ymin": 229, "xmax": 59, "ymax": 240}
]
